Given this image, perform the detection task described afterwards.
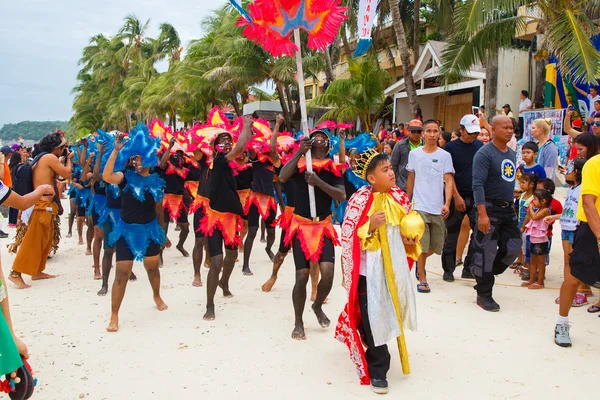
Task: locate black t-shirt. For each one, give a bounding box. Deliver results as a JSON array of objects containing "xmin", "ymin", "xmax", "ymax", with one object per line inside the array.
[
  {"xmin": 186, "ymin": 164, "xmax": 201, "ymax": 182},
  {"xmin": 106, "ymin": 185, "xmax": 121, "ymax": 209},
  {"xmin": 119, "ymin": 175, "xmax": 157, "ymax": 224},
  {"xmin": 161, "ymin": 168, "xmax": 185, "ymax": 195},
  {"xmin": 94, "ymin": 181, "xmax": 106, "ymax": 196},
  {"xmin": 292, "ymin": 168, "xmax": 344, "ymax": 220},
  {"xmin": 343, "ymin": 174, "xmax": 358, "ymax": 199},
  {"xmin": 210, "ymin": 153, "xmax": 243, "ymax": 216},
  {"xmin": 251, "ymin": 160, "xmax": 275, "ymax": 196},
  {"xmin": 235, "ymin": 168, "xmax": 253, "ymax": 191},
  {"xmin": 444, "ymin": 138, "xmax": 483, "ymax": 197},
  {"xmin": 198, "ymin": 162, "xmax": 211, "ymax": 198},
  {"xmin": 275, "ymin": 166, "xmax": 295, "ymax": 207}
]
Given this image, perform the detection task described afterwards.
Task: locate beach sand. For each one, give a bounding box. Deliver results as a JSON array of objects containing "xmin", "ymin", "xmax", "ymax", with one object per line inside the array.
[{"xmin": 5, "ymin": 190, "xmax": 597, "ymax": 399}]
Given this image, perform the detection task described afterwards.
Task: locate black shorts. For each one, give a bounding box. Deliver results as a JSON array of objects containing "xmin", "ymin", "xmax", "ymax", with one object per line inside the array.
[
  {"xmin": 69, "ymin": 191, "xmax": 76, "ymax": 200},
  {"xmin": 115, "ymin": 238, "xmax": 161, "ymax": 262},
  {"xmin": 292, "ymin": 235, "xmax": 335, "ymax": 270},
  {"xmin": 164, "ymin": 208, "xmax": 188, "ymax": 224},
  {"xmin": 570, "ymin": 223, "xmax": 600, "ymax": 285},
  {"xmin": 77, "ymin": 206, "xmax": 86, "ymax": 217},
  {"xmin": 193, "ymin": 207, "xmax": 206, "ymax": 239},
  {"xmin": 207, "ymin": 226, "xmax": 238, "ymax": 257},
  {"xmin": 92, "ymin": 209, "xmax": 102, "ymax": 227},
  {"xmin": 103, "ymin": 221, "xmax": 114, "ymax": 250},
  {"xmin": 278, "ymin": 228, "xmax": 291, "ymax": 254},
  {"xmin": 248, "ymin": 202, "xmax": 276, "ymax": 228},
  {"xmin": 530, "ymin": 242, "xmax": 549, "ymax": 256}
]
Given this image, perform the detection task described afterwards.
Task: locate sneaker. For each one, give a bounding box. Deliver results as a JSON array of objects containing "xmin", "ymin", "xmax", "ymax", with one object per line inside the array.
[
  {"xmin": 477, "ymin": 295, "xmax": 500, "ymax": 312},
  {"xmin": 370, "ymin": 379, "xmax": 389, "ymax": 394},
  {"xmin": 0, "ymin": 231, "xmax": 8, "ymax": 239},
  {"xmin": 461, "ymin": 268, "xmax": 474, "ymax": 279},
  {"xmin": 443, "ymin": 272, "xmax": 455, "ymax": 282},
  {"xmin": 554, "ymin": 323, "xmax": 572, "ymax": 347},
  {"xmin": 572, "ymin": 293, "xmax": 589, "ymax": 307},
  {"xmin": 7, "ymin": 224, "xmax": 16, "ymax": 228}
]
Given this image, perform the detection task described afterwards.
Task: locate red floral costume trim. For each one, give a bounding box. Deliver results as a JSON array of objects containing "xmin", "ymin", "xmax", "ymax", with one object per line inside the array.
[
  {"xmin": 165, "ymin": 162, "xmax": 189, "ymax": 179},
  {"xmin": 237, "ymin": 189, "xmax": 251, "ymax": 212},
  {"xmin": 199, "ymin": 208, "xmax": 243, "ymax": 248},
  {"xmin": 284, "ymin": 215, "xmax": 339, "ymax": 262},
  {"xmin": 184, "ymin": 181, "xmax": 199, "ymax": 199},
  {"xmin": 297, "ymin": 158, "xmax": 347, "ymax": 177},
  {"xmin": 189, "ymin": 194, "xmax": 209, "ymax": 215},
  {"xmin": 163, "ymin": 193, "xmax": 185, "ymax": 220},
  {"xmin": 243, "ymin": 191, "xmax": 277, "ymax": 220},
  {"xmin": 273, "ymin": 206, "xmax": 295, "ymax": 229}
]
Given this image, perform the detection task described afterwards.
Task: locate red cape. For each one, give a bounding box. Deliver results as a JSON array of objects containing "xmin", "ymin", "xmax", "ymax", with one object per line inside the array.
[{"xmin": 334, "ymin": 185, "xmax": 413, "ymax": 385}]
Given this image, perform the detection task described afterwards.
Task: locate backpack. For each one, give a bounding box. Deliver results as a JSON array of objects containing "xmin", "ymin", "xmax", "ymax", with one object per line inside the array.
[{"xmin": 12, "ymin": 152, "xmax": 47, "ymax": 196}]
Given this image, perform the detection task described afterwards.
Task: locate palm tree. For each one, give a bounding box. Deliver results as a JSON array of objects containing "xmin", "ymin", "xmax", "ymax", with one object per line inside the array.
[
  {"xmin": 441, "ymin": 0, "xmax": 600, "ymax": 109},
  {"xmin": 310, "ymin": 56, "xmax": 392, "ymax": 131},
  {"xmin": 388, "ymin": 0, "xmax": 420, "ymax": 117}
]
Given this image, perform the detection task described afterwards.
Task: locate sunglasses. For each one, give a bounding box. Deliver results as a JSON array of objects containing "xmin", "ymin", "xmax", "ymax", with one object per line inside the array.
[{"xmin": 593, "ymin": 121, "xmax": 600, "ymax": 127}]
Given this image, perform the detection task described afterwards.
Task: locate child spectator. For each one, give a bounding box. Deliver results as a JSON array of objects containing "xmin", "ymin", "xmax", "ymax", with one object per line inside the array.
[
  {"xmin": 515, "ymin": 172, "xmax": 539, "ymax": 276},
  {"xmin": 537, "ymin": 178, "xmax": 563, "ymax": 267},
  {"xmin": 521, "ymin": 141, "xmax": 547, "ymax": 179},
  {"xmin": 547, "ymin": 159, "xmax": 588, "ymax": 306},
  {"xmin": 522, "ymin": 189, "xmax": 552, "ymax": 289}
]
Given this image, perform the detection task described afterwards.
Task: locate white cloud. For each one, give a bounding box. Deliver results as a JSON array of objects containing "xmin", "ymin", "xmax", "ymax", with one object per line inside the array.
[{"xmin": 0, "ymin": 0, "xmax": 227, "ymax": 127}]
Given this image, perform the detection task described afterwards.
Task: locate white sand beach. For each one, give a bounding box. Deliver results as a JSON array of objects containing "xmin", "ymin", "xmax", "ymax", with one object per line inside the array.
[{"xmin": 5, "ymin": 189, "xmax": 597, "ymax": 400}]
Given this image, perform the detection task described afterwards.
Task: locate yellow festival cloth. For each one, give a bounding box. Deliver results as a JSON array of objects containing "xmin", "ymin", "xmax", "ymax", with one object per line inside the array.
[
  {"xmin": 356, "ymin": 192, "xmax": 420, "ymax": 375},
  {"xmin": 12, "ymin": 199, "xmax": 57, "ymax": 277}
]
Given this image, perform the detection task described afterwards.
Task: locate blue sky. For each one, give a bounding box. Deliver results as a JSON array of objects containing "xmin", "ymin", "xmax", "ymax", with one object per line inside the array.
[{"xmin": 0, "ymin": 0, "xmax": 227, "ymax": 127}]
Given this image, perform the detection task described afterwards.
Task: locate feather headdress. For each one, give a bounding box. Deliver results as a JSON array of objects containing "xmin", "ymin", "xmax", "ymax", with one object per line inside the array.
[{"xmin": 114, "ymin": 123, "xmax": 161, "ymax": 171}]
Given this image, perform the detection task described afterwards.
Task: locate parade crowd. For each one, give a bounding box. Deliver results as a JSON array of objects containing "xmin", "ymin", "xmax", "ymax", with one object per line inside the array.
[{"xmin": 0, "ymin": 101, "xmax": 599, "ymax": 395}]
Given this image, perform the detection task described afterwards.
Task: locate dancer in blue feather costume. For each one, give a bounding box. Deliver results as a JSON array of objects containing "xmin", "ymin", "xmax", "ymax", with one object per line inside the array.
[{"xmin": 102, "ymin": 129, "xmax": 170, "ymax": 332}]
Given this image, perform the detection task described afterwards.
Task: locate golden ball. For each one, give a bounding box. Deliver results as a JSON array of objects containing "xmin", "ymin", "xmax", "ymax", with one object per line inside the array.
[{"xmin": 400, "ymin": 210, "xmax": 425, "ymax": 240}]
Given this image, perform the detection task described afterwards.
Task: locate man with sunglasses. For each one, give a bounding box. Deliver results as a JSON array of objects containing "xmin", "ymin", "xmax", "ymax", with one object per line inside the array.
[
  {"xmin": 390, "ymin": 119, "xmax": 423, "ymax": 191},
  {"xmin": 440, "ymin": 115, "xmax": 484, "ymax": 282},
  {"xmin": 591, "ymin": 114, "xmax": 600, "ymax": 137}
]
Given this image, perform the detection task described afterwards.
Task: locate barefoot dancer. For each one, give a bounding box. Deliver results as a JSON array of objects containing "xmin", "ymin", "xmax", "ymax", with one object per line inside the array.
[
  {"xmin": 103, "ymin": 129, "xmax": 170, "ymax": 332},
  {"xmin": 201, "ymin": 115, "xmax": 253, "ymax": 321},
  {"xmin": 90, "ymin": 144, "xmax": 109, "ymax": 281},
  {"xmin": 160, "ymin": 139, "xmax": 191, "ymax": 259},
  {"xmin": 187, "ymin": 150, "xmax": 210, "ymax": 287},
  {"xmin": 335, "ymin": 151, "xmax": 418, "ymax": 394},
  {"xmin": 235, "ymin": 153, "xmax": 253, "ymax": 251},
  {"xmin": 9, "ymin": 131, "xmax": 73, "ymax": 289},
  {"xmin": 241, "ymin": 121, "xmax": 280, "ymax": 275},
  {"xmin": 279, "ymin": 131, "xmax": 346, "ymax": 340},
  {"xmin": 0, "ymin": 181, "xmax": 55, "ymax": 376}
]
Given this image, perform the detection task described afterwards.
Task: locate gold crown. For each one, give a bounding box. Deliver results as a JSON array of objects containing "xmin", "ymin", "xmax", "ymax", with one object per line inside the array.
[{"xmin": 354, "ymin": 148, "xmax": 381, "ymax": 180}]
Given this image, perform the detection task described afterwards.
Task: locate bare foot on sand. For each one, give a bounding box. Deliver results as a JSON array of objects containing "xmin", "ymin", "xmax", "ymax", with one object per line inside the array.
[
  {"xmin": 192, "ymin": 274, "xmax": 203, "ymax": 287},
  {"xmin": 203, "ymin": 305, "xmax": 215, "ymax": 321},
  {"xmin": 176, "ymin": 244, "xmax": 190, "ymax": 257},
  {"xmin": 32, "ymin": 272, "xmax": 56, "ymax": 281},
  {"xmin": 154, "ymin": 296, "xmax": 168, "ymax": 311},
  {"xmin": 97, "ymin": 286, "xmax": 108, "ymax": 296},
  {"xmin": 106, "ymin": 315, "xmax": 119, "ymax": 332},
  {"xmin": 78, "ymin": 238, "xmax": 84, "ymax": 245},
  {"xmin": 219, "ymin": 282, "xmax": 233, "ymax": 298},
  {"xmin": 261, "ymin": 276, "xmax": 277, "ymax": 292},
  {"xmin": 9, "ymin": 274, "xmax": 31, "ymax": 289},
  {"xmin": 242, "ymin": 265, "xmax": 253, "ymax": 276},
  {"xmin": 311, "ymin": 304, "xmax": 330, "ymax": 328},
  {"xmin": 94, "ymin": 270, "xmax": 102, "ymax": 280},
  {"xmin": 85, "ymin": 249, "xmax": 92, "ymax": 256},
  {"xmin": 66, "ymin": 233, "xmax": 72, "ymax": 238},
  {"xmin": 291, "ymin": 324, "xmax": 306, "ymax": 340},
  {"xmin": 204, "ymin": 261, "xmax": 211, "ymax": 269}
]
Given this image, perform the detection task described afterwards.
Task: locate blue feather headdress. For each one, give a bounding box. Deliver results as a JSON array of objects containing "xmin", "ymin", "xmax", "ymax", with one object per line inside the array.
[
  {"xmin": 329, "ymin": 132, "xmax": 378, "ymax": 157},
  {"xmin": 114, "ymin": 123, "xmax": 161, "ymax": 172},
  {"xmin": 96, "ymin": 129, "xmax": 116, "ymax": 174}
]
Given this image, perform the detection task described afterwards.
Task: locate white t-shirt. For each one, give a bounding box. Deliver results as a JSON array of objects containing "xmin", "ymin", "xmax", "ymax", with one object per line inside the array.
[
  {"xmin": 0, "ymin": 181, "xmax": 10, "ymax": 204},
  {"xmin": 587, "ymin": 94, "xmax": 600, "ymax": 109},
  {"xmin": 406, "ymin": 147, "xmax": 454, "ymax": 215},
  {"xmin": 560, "ymin": 185, "xmax": 581, "ymax": 231},
  {"xmin": 519, "ymin": 98, "xmax": 532, "ymax": 113}
]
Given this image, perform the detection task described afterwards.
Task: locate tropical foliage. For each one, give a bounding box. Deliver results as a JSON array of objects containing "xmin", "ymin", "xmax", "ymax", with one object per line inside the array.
[
  {"xmin": 0, "ymin": 121, "xmax": 69, "ymax": 141},
  {"xmin": 311, "ymin": 56, "xmax": 391, "ymax": 131}
]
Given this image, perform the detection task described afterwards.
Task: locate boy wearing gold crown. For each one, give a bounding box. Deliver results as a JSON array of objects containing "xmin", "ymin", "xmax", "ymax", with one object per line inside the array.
[{"xmin": 335, "ymin": 150, "xmax": 421, "ymax": 394}]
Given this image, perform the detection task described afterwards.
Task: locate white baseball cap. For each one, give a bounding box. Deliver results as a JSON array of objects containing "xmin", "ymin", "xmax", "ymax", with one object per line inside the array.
[{"xmin": 459, "ymin": 114, "xmax": 481, "ymax": 134}]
